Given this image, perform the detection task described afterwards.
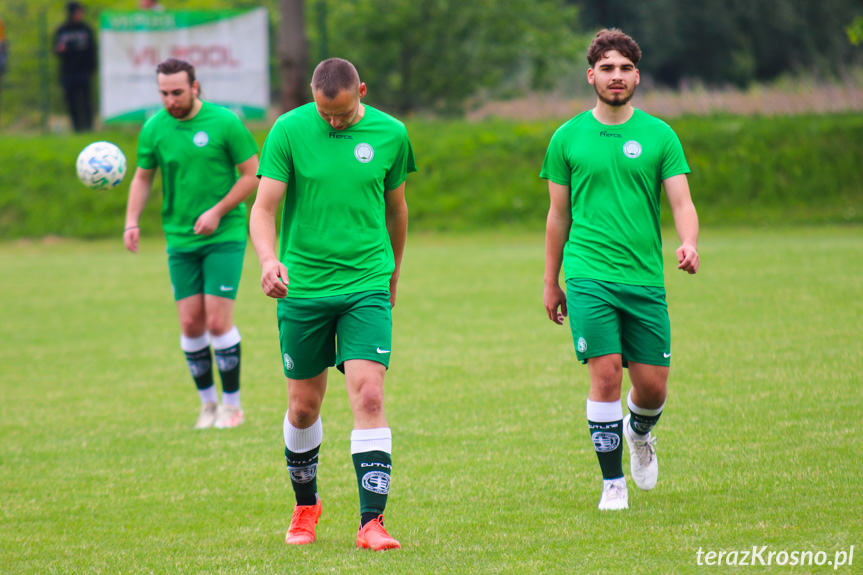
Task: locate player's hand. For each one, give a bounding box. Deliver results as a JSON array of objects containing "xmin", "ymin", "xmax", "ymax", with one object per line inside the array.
[
  {"xmin": 261, "ymin": 259, "xmax": 289, "ymax": 299},
  {"xmin": 544, "ymin": 283, "xmax": 568, "ymax": 325},
  {"xmin": 676, "ymin": 242, "xmax": 699, "ymax": 274},
  {"xmin": 193, "ymin": 209, "xmax": 221, "ymax": 236},
  {"xmin": 124, "ymin": 226, "xmax": 140, "ymax": 253}
]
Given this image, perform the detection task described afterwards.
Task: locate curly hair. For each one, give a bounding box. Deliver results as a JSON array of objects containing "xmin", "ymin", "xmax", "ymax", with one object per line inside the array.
[{"xmin": 586, "ymin": 29, "xmax": 642, "ymax": 67}]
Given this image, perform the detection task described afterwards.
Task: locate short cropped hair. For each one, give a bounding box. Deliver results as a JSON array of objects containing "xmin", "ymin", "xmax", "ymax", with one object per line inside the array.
[
  {"xmin": 156, "ymin": 58, "xmax": 197, "ymax": 85},
  {"xmin": 586, "ymin": 29, "xmax": 642, "ymax": 68},
  {"xmin": 311, "ymin": 58, "xmax": 360, "ymax": 99}
]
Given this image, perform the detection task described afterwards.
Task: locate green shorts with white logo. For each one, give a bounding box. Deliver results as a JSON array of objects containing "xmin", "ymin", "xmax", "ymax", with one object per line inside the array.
[
  {"xmin": 566, "ymin": 278, "xmax": 671, "ymax": 367},
  {"xmin": 167, "ymin": 241, "xmax": 246, "ymax": 301},
  {"xmin": 276, "ymin": 290, "xmax": 393, "ymax": 379}
]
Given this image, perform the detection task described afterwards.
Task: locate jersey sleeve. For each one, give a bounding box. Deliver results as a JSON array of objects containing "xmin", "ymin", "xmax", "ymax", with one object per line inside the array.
[
  {"xmin": 659, "ymin": 127, "xmax": 691, "ymax": 180},
  {"xmin": 257, "ymin": 121, "xmax": 293, "ymax": 183},
  {"xmin": 136, "ymin": 119, "xmax": 158, "ymax": 170},
  {"xmin": 539, "ymin": 129, "xmax": 572, "ymax": 186},
  {"xmin": 384, "ymin": 128, "xmax": 417, "ymax": 191},
  {"xmin": 226, "ymin": 115, "xmax": 259, "ymax": 166}
]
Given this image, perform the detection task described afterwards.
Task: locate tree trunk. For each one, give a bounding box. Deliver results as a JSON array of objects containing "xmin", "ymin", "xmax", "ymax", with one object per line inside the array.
[{"xmin": 279, "ymin": 0, "xmax": 309, "ymax": 112}]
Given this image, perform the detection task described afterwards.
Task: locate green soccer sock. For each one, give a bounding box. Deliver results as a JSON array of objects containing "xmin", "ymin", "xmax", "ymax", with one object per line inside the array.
[
  {"xmin": 285, "ymin": 446, "xmax": 320, "ymax": 506},
  {"xmin": 351, "ymin": 428, "xmax": 393, "ymax": 520},
  {"xmin": 213, "ymin": 327, "xmax": 241, "ymax": 396},
  {"xmin": 284, "ymin": 413, "xmax": 323, "ymax": 507},
  {"xmin": 586, "ymin": 399, "xmax": 624, "ymax": 480},
  {"xmin": 181, "ymin": 333, "xmax": 214, "ymax": 393},
  {"xmin": 627, "ymin": 390, "xmax": 664, "ymax": 438}
]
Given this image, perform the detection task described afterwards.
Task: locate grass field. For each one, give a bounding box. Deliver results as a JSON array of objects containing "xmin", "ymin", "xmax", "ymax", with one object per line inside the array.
[{"xmin": 1, "ymin": 228, "xmax": 861, "ymax": 574}]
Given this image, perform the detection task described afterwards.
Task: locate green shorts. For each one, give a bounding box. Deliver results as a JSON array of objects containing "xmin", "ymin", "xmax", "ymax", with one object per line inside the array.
[
  {"xmin": 276, "ymin": 290, "xmax": 393, "ymax": 379},
  {"xmin": 566, "ymin": 278, "xmax": 671, "ymax": 367},
  {"xmin": 167, "ymin": 241, "xmax": 246, "ymax": 301}
]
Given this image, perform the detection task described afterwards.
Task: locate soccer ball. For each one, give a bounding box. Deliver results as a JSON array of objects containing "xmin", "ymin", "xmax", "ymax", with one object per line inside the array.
[{"xmin": 76, "ymin": 141, "xmax": 127, "ymax": 190}]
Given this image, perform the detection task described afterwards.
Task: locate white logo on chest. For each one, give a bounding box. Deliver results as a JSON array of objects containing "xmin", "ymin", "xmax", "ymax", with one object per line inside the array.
[
  {"xmin": 622, "ymin": 140, "xmax": 642, "ymax": 158},
  {"xmin": 354, "ymin": 142, "xmax": 374, "ymax": 163},
  {"xmin": 193, "ymin": 131, "xmax": 209, "ymax": 147}
]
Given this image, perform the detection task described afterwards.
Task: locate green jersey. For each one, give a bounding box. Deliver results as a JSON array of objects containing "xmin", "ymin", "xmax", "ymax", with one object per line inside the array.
[
  {"xmin": 137, "ymin": 101, "xmax": 258, "ymax": 249},
  {"xmin": 258, "ymin": 103, "xmax": 417, "ymax": 298},
  {"xmin": 540, "ymin": 108, "xmax": 690, "ymax": 287}
]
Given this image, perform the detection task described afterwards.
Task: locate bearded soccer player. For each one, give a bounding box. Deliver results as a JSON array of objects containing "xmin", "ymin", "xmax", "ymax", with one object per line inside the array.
[
  {"xmin": 541, "ymin": 29, "xmax": 700, "ymax": 510},
  {"xmin": 124, "ymin": 59, "xmax": 260, "ymax": 429},
  {"xmin": 250, "ymin": 58, "xmax": 415, "ymax": 550}
]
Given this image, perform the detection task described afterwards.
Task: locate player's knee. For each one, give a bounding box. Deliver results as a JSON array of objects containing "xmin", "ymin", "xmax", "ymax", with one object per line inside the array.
[
  {"xmin": 354, "ymin": 385, "xmax": 384, "ymax": 416},
  {"xmin": 289, "ymin": 403, "xmax": 321, "ymax": 427},
  {"xmin": 206, "ymin": 316, "xmax": 231, "ymax": 336}
]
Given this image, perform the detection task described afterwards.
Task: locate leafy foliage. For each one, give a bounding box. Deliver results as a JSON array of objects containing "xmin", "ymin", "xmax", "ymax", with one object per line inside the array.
[
  {"xmin": 324, "ymin": 0, "xmax": 585, "ymax": 113},
  {"xmin": 574, "ymin": 0, "xmax": 863, "ymax": 87}
]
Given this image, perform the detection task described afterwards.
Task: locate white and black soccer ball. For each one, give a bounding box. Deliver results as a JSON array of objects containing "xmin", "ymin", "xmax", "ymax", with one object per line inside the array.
[{"xmin": 76, "ymin": 141, "xmax": 127, "ymax": 190}]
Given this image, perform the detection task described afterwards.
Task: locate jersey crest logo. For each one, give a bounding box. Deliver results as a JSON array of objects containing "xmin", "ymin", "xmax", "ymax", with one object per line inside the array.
[
  {"xmin": 193, "ymin": 131, "xmax": 209, "ymax": 147},
  {"xmin": 623, "ymin": 140, "xmax": 642, "ymax": 158},
  {"xmin": 283, "ymin": 353, "xmax": 294, "ymax": 371},
  {"xmin": 354, "ymin": 142, "xmax": 374, "ymax": 163},
  {"xmin": 577, "ymin": 337, "xmax": 587, "ymax": 353},
  {"xmin": 361, "ymin": 471, "xmax": 390, "ymax": 494},
  {"xmin": 592, "ymin": 431, "xmax": 621, "ymax": 452}
]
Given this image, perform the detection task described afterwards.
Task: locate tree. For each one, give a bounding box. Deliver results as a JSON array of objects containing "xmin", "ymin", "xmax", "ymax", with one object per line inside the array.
[
  {"xmin": 279, "ymin": 0, "xmax": 310, "ymax": 111},
  {"xmin": 323, "ymin": 0, "xmax": 584, "ymax": 114}
]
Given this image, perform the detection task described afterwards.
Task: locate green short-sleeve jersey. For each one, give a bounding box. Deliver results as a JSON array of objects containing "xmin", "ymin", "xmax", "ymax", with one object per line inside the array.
[
  {"xmin": 137, "ymin": 101, "xmax": 258, "ymax": 249},
  {"xmin": 540, "ymin": 108, "xmax": 690, "ymax": 287},
  {"xmin": 257, "ymin": 103, "xmax": 417, "ymax": 298}
]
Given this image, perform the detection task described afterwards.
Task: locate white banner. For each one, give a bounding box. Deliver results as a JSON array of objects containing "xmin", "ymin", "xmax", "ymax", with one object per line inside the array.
[{"xmin": 99, "ymin": 8, "xmax": 269, "ymax": 122}]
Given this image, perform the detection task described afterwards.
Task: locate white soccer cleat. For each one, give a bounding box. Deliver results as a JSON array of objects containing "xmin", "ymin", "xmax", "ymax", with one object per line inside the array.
[
  {"xmin": 598, "ymin": 477, "xmax": 629, "ymax": 510},
  {"xmin": 214, "ymin": 404, "xmax": 245, "ymax": 429},
  {"xmin": 195, "ymin": 402, "xmax": 218, "ymax": 429},
  {"xmin": 623, "ymin": 413, "xmax": 658, "ymax": 491}
]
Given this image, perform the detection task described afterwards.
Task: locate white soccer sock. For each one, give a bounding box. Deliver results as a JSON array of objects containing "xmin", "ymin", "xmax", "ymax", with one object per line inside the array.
[
  {"xmin": 586, "ymin": 398, "xmax": 624, "ymax": 423},
  {"xmin": 284, "ymin": 412, "xmax": 323, "ymax": 454},
  {"xmin": 221, "ymin": 391, "xmax": 241, "ymax": 408},
  {"xmin": 350, "ymin": 428, "xmax": 393, "ymax": 455},
  {"xmin": 180, "ymin": 332, "xmax": 210, "ymax": 353},
  {"xmin": 626, "ymin": 390, "xmax": 665, "ymax": 439},
  {"xmin": 211, "ymin": 326, "xmax": 241, "ymax": 350}
]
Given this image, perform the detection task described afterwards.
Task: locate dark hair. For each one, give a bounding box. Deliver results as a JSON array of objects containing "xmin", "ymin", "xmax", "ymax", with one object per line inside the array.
[
  {"xmin": 66, "ymin": 2, "xmax": 83, "ymax": 17},
  {"xmin": 311, "ymin": 58, "xmax": 360, "ymax": 99},
  {"xmin": 156, "ymin": 58, "xmax": 197, "ymax": 85},
  {"xmin": 586, "ymin": 29, "xmax": 642, "ymax": 67}
]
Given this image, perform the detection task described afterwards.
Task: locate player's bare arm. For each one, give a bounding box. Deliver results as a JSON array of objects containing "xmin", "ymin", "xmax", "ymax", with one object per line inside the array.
[
  {"xmin": 384, "ymin": 181, "xmax": 408, "ymax": 308},
  {"xmin": 124, "ymin": 167, "xmax": 155, "ymax": 253},
  {"xmin": 664, "ymin": 173, "xmax": 700, "ymax": 274},
  {"xmin": 194, "ymin": 154, "xmax": 260, "ymax": 236},
  {"xmin": 249, "ymin": 176, "xmax": 289, "ymax": 298},
  {"xmin": 544, "ymin": 181, "xmax": 572, "ymax": 324}
]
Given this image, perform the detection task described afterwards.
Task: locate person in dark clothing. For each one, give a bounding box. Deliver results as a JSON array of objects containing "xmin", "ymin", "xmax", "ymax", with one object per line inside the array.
[{"xmin": 54, "ymin": 2, "xmax": 96, "ymax": 132}]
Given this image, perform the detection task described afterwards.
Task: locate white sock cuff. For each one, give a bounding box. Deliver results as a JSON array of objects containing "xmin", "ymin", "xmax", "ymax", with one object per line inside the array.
[
  {"xmin": 627, "ymin": 390, "xmax": 665, "ymax": 417},
  {"xmin": 283, "ymin": 413, "xmax": 323, "ymax": 454},
  {"xmin": 586, "ymin": 399, "xmax": 624, "ymax": 422},
  {"xmin": 212, "ymin": 326, "xmax": 241, "ymax": 350},
  {"xmin": 350, "ymin": 428, "xmax": 392, "ymax": 455},
  {"xmin": 180, "ymin": 332, "xmax": 211, "ymax": 352}
]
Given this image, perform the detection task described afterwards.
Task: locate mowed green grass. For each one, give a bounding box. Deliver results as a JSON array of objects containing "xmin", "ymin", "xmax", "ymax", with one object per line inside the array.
[{"xmin": 1, "ymin": 228, "xmax": 860, "ymax": 574}]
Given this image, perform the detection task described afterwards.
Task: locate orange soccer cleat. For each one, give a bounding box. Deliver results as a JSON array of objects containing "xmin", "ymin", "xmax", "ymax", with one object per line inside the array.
[
  {"xmin": 285, "ymin": 499, "xmax": 322, "ymax": 545},
  {"xmin": 356, "ymin": 515, "xmax": 401, "ymax": 551}
]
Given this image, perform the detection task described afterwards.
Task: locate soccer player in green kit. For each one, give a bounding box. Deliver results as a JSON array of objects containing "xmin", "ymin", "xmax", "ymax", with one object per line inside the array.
[
  {"xmin": 541, "ymin": 29, "xmax": 700, "ymax": 511},
  {"xmin": 250, "ymin": 58, "xmax": 415, "ymax": 550},
  {"xmin": 124, "ymin": 59, "xmax": 259, "ymax": 430}
]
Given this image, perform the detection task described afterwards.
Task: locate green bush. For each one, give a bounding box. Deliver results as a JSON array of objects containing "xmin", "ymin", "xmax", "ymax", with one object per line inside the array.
[{"xmin": 1, "ymin": 113, "xmax": 861, "ymax": 240}]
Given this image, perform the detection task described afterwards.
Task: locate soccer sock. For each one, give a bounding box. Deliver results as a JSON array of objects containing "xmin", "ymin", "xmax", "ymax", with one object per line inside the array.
[
  {"xmin": 284, "ymin": 412, "xmax": 322, "ymax": 507},
  {"xmin": 627, "ymin": 390, "xmax": 665, "ymax": 439},
  {"xmin": 180, "ymin": 333, "xmax": 215, "ymax": 403},
  {"xmin": 586, "ymin": 399, "xmax": 624, "ymax": 481},
  {"xmin": 212, "ymin": 327, "xmax": 242, "ymax": 407},
  {"xmin": 351, "ymin": 428, "xmax": 392, "ymax": 527}
]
